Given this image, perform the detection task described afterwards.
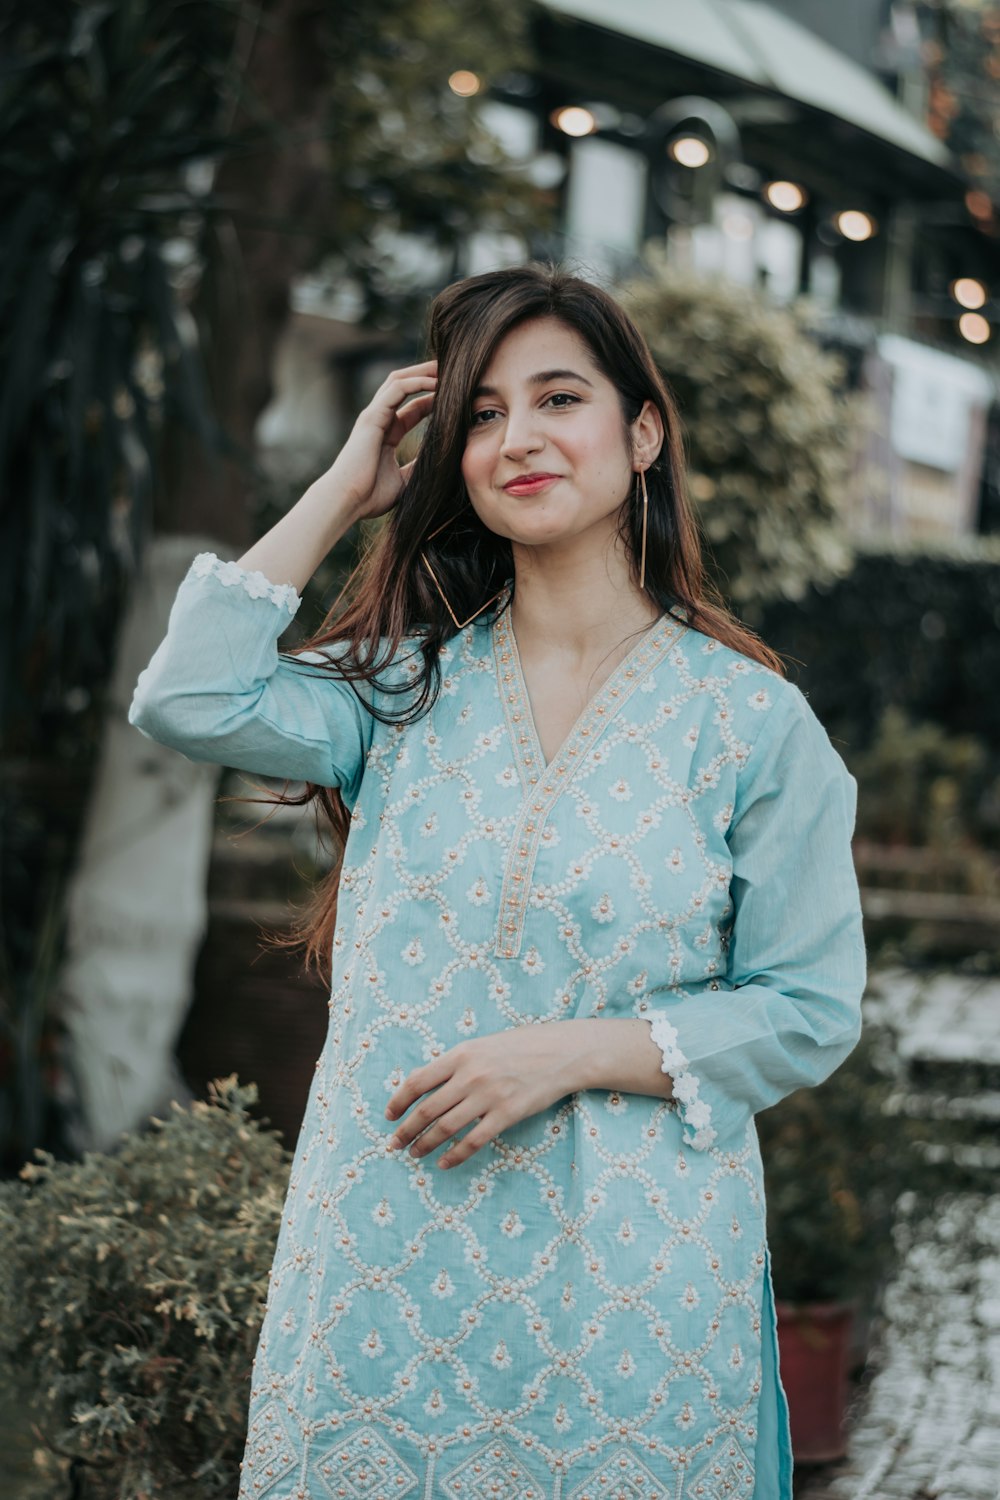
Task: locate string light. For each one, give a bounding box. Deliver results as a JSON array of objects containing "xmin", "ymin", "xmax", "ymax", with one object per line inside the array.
[
  {"xmin": 836, "ymin": 210, "xmax": 876, "ymax": 242},
  {"xmin": 550, "ymin": 105, "xmax": 597, "ymax": 137},
  {"xmin": 764, "ymin": 180, "xmax": 806, "ymax": 213},
  {"xmin": 951, "ymin": 278, "xmax": 987, "ymax": 310},
  {"xmin": 448, "ymin": 70, "xmax": 481, "ymax": 97},
  {"xmin": 669, "ymin": 136, "xmax": 711, "ymax": 168},
  {"xmin": 958, "ymin": 312, "xmax": 990, "ymax": 344}
]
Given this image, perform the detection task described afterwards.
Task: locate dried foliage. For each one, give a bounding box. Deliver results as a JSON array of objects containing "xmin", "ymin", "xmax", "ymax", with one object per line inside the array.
[
  {"xmin": 619, "ymin": 243, "xmax": 862, "ymax": 612},
  {"xmin": 0, "ymin": 1077, "xmax": 289, "ymax": 1499}
]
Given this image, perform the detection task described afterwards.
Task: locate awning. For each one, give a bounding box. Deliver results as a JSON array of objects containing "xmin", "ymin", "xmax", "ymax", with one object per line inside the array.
[{"xmin": 542, "ymin": 0, "xmax": 952, "ymax": 170}]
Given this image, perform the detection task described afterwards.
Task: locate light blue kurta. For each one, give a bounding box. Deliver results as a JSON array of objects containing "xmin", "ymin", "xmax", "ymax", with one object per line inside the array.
[{"xmin": 129, "ymin": 551, "xmax": 867, "ymax": 1500}]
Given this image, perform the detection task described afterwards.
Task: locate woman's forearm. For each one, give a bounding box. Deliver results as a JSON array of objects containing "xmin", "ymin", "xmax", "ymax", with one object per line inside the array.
[
  {"xmin": 235, "ymin": 483, "xmax": 360, "ymax": 597},
  {"xmin": 557, "ymin": 1018, "xmax": 675, "ymax": 1101}
]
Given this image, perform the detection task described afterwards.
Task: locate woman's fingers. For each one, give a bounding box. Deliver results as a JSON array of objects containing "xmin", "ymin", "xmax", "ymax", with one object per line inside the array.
[{"xmin": 392, "ymin": 1104, "xmax": 488, "ymax": 1167}]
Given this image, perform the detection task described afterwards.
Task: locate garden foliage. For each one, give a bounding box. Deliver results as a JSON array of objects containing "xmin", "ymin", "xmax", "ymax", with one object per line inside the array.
[
  {"xmin": 759, "ymin": 535, "xmax": 1000, "ymax": 756},
  {"xmin": 620, "ymin": 243, "xmax": 862, "ymax": 611},
  {"xmin": 0, "ymin": 1077, "xmax": 288, "ymax": 1499}
]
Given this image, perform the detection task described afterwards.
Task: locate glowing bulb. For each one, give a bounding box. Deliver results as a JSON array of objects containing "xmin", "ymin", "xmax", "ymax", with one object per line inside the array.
[
  {"xmin": 765, "ymin": 180, "xmax": 806, "ymax": 213},
  {"xmin": 836, "ymin": 210, "xmax": 876, "ymax": 242},
  {"xmin": 448, "ymin": 70, "xmax": 481, "ymax": 97},
  {"xmin": 959, "ymin": 312, "xmax": 990, "ymax": 344},
  {"xmin": 965, "ymin": 189, "xmax": 993, "ymax": 220},
  {"xmin": 952, "ymin": 278, "xmax": 987, "ymax": 310},
  {"xmin": 551, "ymin": 106, "xmax": 597, "ymax": 137},
  {"xmin": 670, "ymin": 136, "xmax": 711, "ymax": 168}
]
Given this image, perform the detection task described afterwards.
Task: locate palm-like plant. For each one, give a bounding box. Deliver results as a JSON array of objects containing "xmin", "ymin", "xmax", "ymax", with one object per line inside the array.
[{"xmin": 0, "ymin": 1, "xmax": 243, "ymax": 741}]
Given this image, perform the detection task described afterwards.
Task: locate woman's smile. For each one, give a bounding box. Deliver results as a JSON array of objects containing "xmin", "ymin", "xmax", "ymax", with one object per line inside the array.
[{"xmin": 503, "ymin": 475, "xmax": 562, "ymax": 496}]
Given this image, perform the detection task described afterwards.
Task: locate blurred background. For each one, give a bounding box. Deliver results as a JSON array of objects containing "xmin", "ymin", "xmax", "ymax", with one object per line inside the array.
[{"xmin": 2, "ymin": 2, "xmax": 1000, "ymax": 1496}]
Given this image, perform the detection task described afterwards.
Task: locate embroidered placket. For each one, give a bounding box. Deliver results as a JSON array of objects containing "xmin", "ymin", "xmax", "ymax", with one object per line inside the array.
[{"xmin": 491, "ymin": 605, "xmax": 688, "ymax": 959}]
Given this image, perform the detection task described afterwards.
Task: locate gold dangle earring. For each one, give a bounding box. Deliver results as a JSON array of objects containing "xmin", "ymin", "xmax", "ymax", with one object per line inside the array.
[
  {"xmin": 637, "ymin": 465, "xmax": 649, "ymax": 591},
  {"xmin": 419, "ymin": 507, "xmax": 509, "ymax": 631}
]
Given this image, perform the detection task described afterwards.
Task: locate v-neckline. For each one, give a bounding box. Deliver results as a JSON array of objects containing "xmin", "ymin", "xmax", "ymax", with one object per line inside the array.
[{"xmin": 491, "ymin": 594, "xmax": 689, "ymax": 796}]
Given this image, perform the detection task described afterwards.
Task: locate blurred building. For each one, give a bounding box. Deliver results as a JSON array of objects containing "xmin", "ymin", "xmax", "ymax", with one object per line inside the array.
[{"xmin": 262, "ymin": 0, "xmax": 1000, "ymax": 545}]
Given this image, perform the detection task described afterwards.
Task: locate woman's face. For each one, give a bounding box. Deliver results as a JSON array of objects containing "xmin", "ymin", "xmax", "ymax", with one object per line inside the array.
[{"xmin": 460, "ymin": 315, "xmax": 661, "ymax": 561}]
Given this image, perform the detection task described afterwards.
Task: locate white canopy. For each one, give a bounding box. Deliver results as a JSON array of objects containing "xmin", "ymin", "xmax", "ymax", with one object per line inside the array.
[{"xmin": 543, "ymin": 0, "xmax": 952, "ymax": 169}]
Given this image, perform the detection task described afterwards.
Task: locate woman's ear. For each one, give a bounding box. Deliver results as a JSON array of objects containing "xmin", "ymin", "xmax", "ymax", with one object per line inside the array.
[{"xmin": 631, "ymin": 399, "xmax": 665, "ymax": 467}]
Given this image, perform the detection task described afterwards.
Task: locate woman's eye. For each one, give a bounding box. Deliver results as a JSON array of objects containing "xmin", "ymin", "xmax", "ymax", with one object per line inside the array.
[{"xmin": 469, "ymin": 393, "xmax": 579, "ymax": 427}]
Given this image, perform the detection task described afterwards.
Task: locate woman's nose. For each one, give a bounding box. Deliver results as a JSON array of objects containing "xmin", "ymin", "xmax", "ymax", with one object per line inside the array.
[{"xmin": 499, "ymin": 408, "xmax": 544, "ymax": 459}]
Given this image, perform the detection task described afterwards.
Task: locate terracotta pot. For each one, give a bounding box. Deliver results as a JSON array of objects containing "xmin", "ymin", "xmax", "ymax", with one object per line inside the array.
[{"xmin": 774, "ymin": 1299, "xmax": 856, "ymax": 1463}]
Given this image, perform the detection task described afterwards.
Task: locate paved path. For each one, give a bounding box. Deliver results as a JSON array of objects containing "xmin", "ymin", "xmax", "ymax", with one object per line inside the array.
[{"xmin": 798, "ymin": 965, "xmax": 1000, "ymax": 1500}]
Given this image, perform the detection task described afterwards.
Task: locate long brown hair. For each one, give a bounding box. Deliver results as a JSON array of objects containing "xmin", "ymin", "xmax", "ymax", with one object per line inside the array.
[{"xmin": 238, "ymin": 260, "xmax": 786, "ymax": 986}]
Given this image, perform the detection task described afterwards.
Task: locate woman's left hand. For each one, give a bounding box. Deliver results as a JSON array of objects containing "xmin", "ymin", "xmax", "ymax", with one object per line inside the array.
[{"xmin": 384, "ymin": 1022, "xmax": 589, "ymax": 1169}]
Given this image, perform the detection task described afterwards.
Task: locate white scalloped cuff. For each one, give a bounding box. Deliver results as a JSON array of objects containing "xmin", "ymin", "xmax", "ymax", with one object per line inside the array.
[
  {"xmin": 190, "ymin": 551, "xmax": 301, "ymax": 616},
  {"xmin": 644, "ymin": 1014, "xmax": 718, "ymax": 1151}
]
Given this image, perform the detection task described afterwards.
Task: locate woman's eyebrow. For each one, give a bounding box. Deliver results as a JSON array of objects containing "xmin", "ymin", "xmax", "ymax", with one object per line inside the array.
[{"xmin": 472, "ymin": 368, "xmax": 595, "ymax": 398}]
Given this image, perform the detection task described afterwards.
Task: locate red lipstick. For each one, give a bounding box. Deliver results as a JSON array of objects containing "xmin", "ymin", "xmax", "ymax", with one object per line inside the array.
[{"xmin": 503, "ymin": 473, "xmax": 561, "ymax": 495}]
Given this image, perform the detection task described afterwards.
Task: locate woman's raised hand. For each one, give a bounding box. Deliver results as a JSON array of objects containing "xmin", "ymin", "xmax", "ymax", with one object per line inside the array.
[{"xmin": 312, "ymin": 358, "xmax": 438, "ymax": 525}]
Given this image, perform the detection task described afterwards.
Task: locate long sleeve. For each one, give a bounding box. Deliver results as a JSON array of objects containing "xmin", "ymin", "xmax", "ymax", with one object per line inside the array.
[
  {"xmin": 128, "ymin": 552, "xmax": 375, "ymax": 808},
  {"xmin": 644, "ymin": 681, "xmax": 867, "ymax": 1151}
]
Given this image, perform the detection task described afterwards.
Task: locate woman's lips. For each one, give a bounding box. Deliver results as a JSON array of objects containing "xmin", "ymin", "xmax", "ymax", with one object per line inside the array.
[{"xmin": 503, "ymin": 476, "xmax": 561, "ymax": 495}]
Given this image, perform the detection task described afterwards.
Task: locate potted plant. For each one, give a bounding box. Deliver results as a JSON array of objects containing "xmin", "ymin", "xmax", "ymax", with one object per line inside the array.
[{"xmin": 756, "ymin": 1021, "xmax": 927, "ymax": 1463}]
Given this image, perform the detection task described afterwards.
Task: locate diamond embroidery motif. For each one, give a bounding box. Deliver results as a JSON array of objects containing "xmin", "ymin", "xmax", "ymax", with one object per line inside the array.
[
  {"xmin": 242, "ymin": 1400, "xmax": 297, "ymax": 1496},
  {"xmin": 442, "ymin": 1438, "xmax": 546, "ymax": 1497},
  {"xmin": 314, "ymin": 1426, "xmax": 419, "ymax": 1499},
  {"xmin": 567, "ymin": 1448, "xmax": 669, "ymax": 1499},
  {"xmin": 689, "ymin": 1438, "xmax": 755, "ymax": 1496}
]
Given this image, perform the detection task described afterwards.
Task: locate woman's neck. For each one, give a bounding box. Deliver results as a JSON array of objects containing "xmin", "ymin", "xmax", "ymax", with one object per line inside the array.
[{"xmin": 507, "ymin": 551, "xmax": 661, "ymax": 668}]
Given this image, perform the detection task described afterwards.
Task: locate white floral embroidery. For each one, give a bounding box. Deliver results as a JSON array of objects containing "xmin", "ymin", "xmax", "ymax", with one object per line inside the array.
[
  {"xmin": 191, "ymin": 551, "xmax": 300, "ymax": 615},
  {"xmin": 674, "ymin": 1401, "xmax": 697, "ymax": 1431},
  {"xmin": 424, "ymin": 1388, "xmax": 447, "ymax": 1417},
  {"xmin": 552, "ymin": 1401, "xmax": 573, "ymax": 1432},
  {"xmin": 666, "ymin": 848, "xmax": 685, "ymax": 874},
  {"xmin": 609, "ymin": 777, "xmax": 633, "ymax": 802},
  {"xmin": 401, "ymin": 939, "xmax": 425, "ymax": 967},
  {"xmin": 360, "ymin": 1328, "xmax": 384, "ymax": 1358},
  {"xmin": 431, "ymin": 1269, "xmax": 454, "ymax": 1299},
  {"xmin": 521, "ymin": 946, "xmax": 544, "ymax": 975},
  {"xmin": 747, "ymin": 687, "xmax": 772, "ymax": 712},
  {"xmin": 591, "ymin": 893, "xmax": 615, "ymax": 924},
  {"xmin": 372, "ymin": 1196, "xmax": 395, "ymax": 1227}
]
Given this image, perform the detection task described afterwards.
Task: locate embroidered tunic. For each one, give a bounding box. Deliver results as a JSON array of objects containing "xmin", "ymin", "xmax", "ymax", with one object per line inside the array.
[{"xmin": 129, "ymin": 552, "xmax": 867, "ymax": 1500}]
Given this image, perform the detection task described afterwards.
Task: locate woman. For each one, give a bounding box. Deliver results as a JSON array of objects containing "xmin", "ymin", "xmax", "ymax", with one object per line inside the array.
[{"xmin": 130, "ymin": 262, "xmax": 867, "ymax": 1499}]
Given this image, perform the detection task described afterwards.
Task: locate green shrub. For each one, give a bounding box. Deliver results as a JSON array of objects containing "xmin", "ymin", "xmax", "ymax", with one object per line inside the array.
[
  {"xmin": 758, "ymin": 1026, "xmax": 908, "ymax": 1309},
  {"xmin": 0, "ymin": 1077, "xmax": 289, "ymax": 1499},
  {"xmin": 848, "ymin": 704, "xmax": 1000, "ymax": 854},
  {"xmin": 620, "ymin": 243, "xmax": 862, "ymax": 611},
  {"xmin": 758, "ymin": 535, "xmax": 1000, "ymax": 757}
]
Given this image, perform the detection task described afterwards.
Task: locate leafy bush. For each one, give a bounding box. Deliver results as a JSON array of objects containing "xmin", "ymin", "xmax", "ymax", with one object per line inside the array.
[
  {"xmin": 757, "ymin": 1023, "xmax": 952, "ymax": 1311},
  {"xmin": 848, "ymin": 705, "xmax": 1000, "ymax": 853},
  {"xmin": 619, "ymin": 243, "xmax": 862, "ymax": 611},
  {"xmin": 0, "ymin": 1077, "xmax": 289, "ymax": 1499},
  {"xmin": 758, "ymin": 534, "xmax": 1000, "ymax": 757}
]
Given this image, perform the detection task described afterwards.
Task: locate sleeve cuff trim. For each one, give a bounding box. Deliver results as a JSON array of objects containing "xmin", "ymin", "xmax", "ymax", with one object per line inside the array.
[
  {"xmin": 191, "ymin": 552, "xmax": 301, "ymax": 616},
  {"xmin": 645, "ymin": 1013, "xmax": 718, "ymax": 1152}
]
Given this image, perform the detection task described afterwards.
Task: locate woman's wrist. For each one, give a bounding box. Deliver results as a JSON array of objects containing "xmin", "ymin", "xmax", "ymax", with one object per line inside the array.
[{"xmin": 557, "ymin": 1017, "xmax": 674, "ymax": 1101}]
